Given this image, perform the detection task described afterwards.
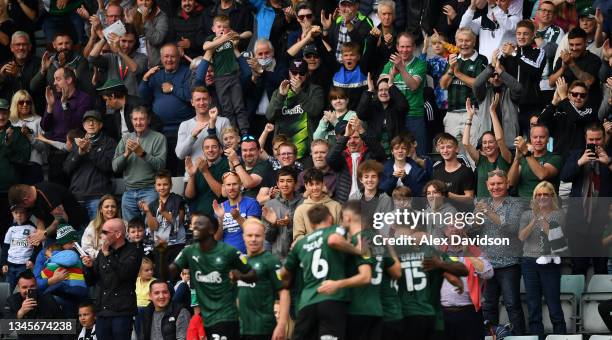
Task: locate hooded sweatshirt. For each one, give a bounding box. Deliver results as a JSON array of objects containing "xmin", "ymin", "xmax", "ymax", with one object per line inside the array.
[{"xmin": 292, "ymin": 195, "xmax": 343, "ymax": 242}]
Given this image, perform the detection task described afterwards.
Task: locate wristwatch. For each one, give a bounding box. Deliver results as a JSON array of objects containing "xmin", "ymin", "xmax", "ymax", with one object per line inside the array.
[{"xmin": 524, "ymin": 150, "xmax": 533, "ymax": 157}]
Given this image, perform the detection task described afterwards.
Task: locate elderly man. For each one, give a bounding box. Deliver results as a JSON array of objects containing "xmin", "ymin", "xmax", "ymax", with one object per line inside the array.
[
  {"xmin": 140, "ymin": 280, "xmax": 190, "ymax": 340},
  {"xmin": 63, "ymin": 110, "xmax": 117, "ymax": 219},
  {"xmin": 244, "ymin": 39, "xmax": 287, "ymax": 135},
  {"xmin": 0, "ymin": 32, "xmax": 41, "ymax": 107},
  {"xmin": 139, "ymin": 43, "xmax": 193, "ymax": 175},
  {"xmin": 42, "ymin": 66, "xmax": 93, "ymax": 186},
  {"xmin": 297, "ymin": 139, "xmax": 338, "ymax": 198},
  {"xmin": 82, "ymin": 218, "xmax": 143, "ymax": 340},
  {"xmin": 112, "ymin": 106, "xmax": 167, "ymax": 222}
]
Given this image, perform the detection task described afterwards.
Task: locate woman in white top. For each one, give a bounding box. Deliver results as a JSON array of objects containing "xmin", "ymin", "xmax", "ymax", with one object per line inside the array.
[
  {"xmin": 9, "ymin": 90, "xmax": 46, "ymax": 166},
  {"xmin": 81, "ymin": 194, "xmax": 123, "ymax": 258}
]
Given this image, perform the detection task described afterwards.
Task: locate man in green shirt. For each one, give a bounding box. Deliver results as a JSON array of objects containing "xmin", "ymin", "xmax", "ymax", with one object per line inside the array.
[
  {"xmin": 170, "ymin": 213, "xmax": 256, "ymax": 340},
  {"xmin": 381, "ymin": 32, "xmax": 428, "ymax": 155},
  {"xmin": 279, "ymin": 204, "xmax": 371, "ymax": 340},
  {"xmin": 238, "ymin": 218, "xmax": 290, "ymax": 340},
  {"xmin": 227, "ymin": 136, "xmax": 274, "ymax": 199}
]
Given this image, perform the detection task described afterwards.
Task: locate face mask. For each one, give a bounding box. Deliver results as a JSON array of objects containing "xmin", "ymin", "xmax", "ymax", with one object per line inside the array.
[{"xmin": 258, "ymin": 57, "xmax": 273, "ymax": 67}]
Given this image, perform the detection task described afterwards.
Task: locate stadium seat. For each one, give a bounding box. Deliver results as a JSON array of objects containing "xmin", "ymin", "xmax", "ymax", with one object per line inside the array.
[
  {"xmin": 542, "ymin": 275, "xmax": 585, "ymax": 333},
  {"xmin": 581, "ymin": 275, "xmax": 612, "ymax": 333},
  {"xmin": 0, "ymin": 281, "xmax": 10, "ymax": 314},
  {"xmin": 589, "ymin": 336, "xmax": 612, "ymax": 340},
  {"xmin": 544, "ymin": 335, "xmax": 583, "ymax": 340}
]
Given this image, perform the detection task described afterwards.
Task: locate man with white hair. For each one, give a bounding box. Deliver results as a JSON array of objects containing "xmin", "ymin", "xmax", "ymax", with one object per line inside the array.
[{"xmin": 0, "ymin": 32, "xmax": 41, "ymax": 107}]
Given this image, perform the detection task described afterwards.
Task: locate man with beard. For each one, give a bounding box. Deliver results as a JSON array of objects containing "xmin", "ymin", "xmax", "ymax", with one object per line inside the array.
[
  {"xmin": 227, "ymin": 136, "xmax": 274, "ymax": 199},
  {"xmin": 31, "ymin": 33, "xmax": 91, "ymax": 94},
  {"xmin": 63, "ymin": 110, "xmax": 117, "ymax": 219},
  {"xmin": 0, "ymin": 32, "xmax": 41, "ymax": 109},
  {"xmin": 184, "ymin": 135, "xmax": 230, "ymax": 220},
  {"xmin": 42, "ymin": 66, "xmax": 93, "ymax": 186},
  {"xmin": 169, "ymin": 0, "xmax": 203, "ymax": 59},
  {"xmin": 170, "ymin": 213, "xmax": 256, "ymax": 340}
]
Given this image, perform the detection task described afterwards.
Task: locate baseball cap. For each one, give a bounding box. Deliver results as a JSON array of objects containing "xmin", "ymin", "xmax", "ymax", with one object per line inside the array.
[
  {"xmin": 289, "ymin": 59, "xmax": 308, "ymax": 75},
  {"xmin": 303, "ymin": 44, "xmax": 319, "ymax": 57},
  {"xmin": 56, "ymin": 223, "xmax": 78, "ymax": 245},
  {"xmin": 0, "ymin": 98, "xmax": 10, "ymax": 110},
  {"xmin": 579, "ymin": 7, "xmax": 595, "ymax": 18},
  {"xmin": 339, "ymin": 0, "xmax": 356, "ymax": 4},
  {"xmin": 82, "ymin": 110, "xmax": 103, "ymax": 122}
]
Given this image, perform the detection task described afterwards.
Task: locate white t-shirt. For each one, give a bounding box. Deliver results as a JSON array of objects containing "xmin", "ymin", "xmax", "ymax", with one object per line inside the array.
[{"xmin": 3, "ymin": 224, "xmax": 37, "ymax": 265}]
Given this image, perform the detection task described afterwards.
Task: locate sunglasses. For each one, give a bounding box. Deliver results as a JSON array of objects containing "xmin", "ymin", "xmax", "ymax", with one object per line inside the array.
[
  {"xmin": 18, "ymin": 100, "xmax": 31, "ymax": 106},
  {"xmin": 291, "ymin": 70, "xmax": 307, "ymax": 76},
  {"xmin": 570, "ymin": 92, "xmax": 587, "ymax": 99},
  {"xmin": 241, "ymin": 135, "xmax": 255, "ymax": 141},
  {"xmin": 297, "ymin": 13, "xmax": 313, "ymax": 20}
]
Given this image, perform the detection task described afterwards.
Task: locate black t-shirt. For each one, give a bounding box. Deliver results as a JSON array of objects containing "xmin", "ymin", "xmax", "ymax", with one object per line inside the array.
[
  {"xmin": 33, "ymin": 182, "xmax": 89, "ymax": 229},
  {"xmin": 552, "ymin": 50, "xmax": 601, "ymax": 103},
  {"xmin": 433, "ymin": 163, "xmax": 475, "ymax": 211}
]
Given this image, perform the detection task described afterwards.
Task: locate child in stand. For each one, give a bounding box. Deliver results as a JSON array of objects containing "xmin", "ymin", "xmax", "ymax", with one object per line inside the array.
[
  {"xmin": 127, "ymin": 217, "xmax": 153, "ymax": 258},
  {"xmin": 332, "ymin": 42, "xmax": 372, "ymax": 110},
  {"xmin": 220, "ymin": 126, "xmax": 241, "ymax": 155},
  {"xmin": 1, "ymin": 205, "xmax": 37, "ymax": 292},
  {"xmin": 77, "ymin": 301, "xmax": 96, "ymax": 340},
  {"xmin": 420, "ymin": 32, "xmax": 450, "ymax": 113},
  {"xmin": 135, "ymin": 257, "xmax": 155, "ymax": 338}
]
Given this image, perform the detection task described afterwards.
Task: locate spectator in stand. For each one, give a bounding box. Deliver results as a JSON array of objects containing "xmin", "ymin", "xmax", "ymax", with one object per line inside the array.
[
  {"xmin": 9, "ymin": 90, "xmax": 45, "ymax": 183},
  {"xmin": 63, "ymin": 110, "xmax": 116, "ymax": 220},
  {"xmin": 549, "ymin": 27, "xmax": 601, "ymax": 97},
  {"xmin": 212, "ymin": 171, "xmax": 261, "ymax": 253},
  {"xmin": 184, "ymin": 135, "xmax": 229, "ymax": 220},
  {"xmin": 98, "ymin": 79, "xmax": 163, "ymax": 142},
  {"xmin": 380, "ymin": 134, "xmax": 428, "ymax": 198},
  {"xmin": 286, "ymin": 2, "xmax": 323, "ymax": 59},
  {"xmin": 77, "ymin": 301, "xmax": 97, "ymax": 340},
  {"xmin": 518, "ymin": 181, "xmax": 568, "ymax": 338},
  {"xmin": 320, "ymin": 0, "xmax": 373, "ymax": 62},
  {"xmin": 140, "ymin": 280, "xmax": 191, "ymax": 340},
  {"xmin": 197, "ymin": 0, "xmax": 254, "ymax": 52},
  {"xmin": 327, "ymin": 117, "xmax": 386, "ymax": 202},
  {"xmin": 435, "ymin": 0, "xmax": 471, "ymax": 43},
  {"xmin": 112, "ymin": 106, "xmax": 167, "ymax": 222},
  {"xmin": 380, "ymin": 32, "xmax": 428, "ymax": 155},
  {"xmin": 266, "ymin": 59, "xmax": 324, "ymax": 162},
  {"xmin": 139, "ymin": 43, "xmax": 193, "ymax": 175},
  {"xmin": 500, "ymin": 19, "xmax": 546, "ymax": 134},
  {"xmin": 471, "ymin": 52, "xmax": 521, "ymax": 149},
  {"xmin": 297, "ymin": 139, "xmax": 338, "ymax": 198},
  {"xmin": 42, "ymin": 66, "xmax": 93, "ymax": 186},
  {"xmin": 220, "ymin": 126, "xmax": 240, "ymax": 154},
  {"xmin": 561, "ymin": 122, "xmax": 612, "ymax": 276},
  {"xmin": 257, "ymin": 130, "xmax": 304, "ymax": 174},
  {"xmin": 6, "ymin": 270, "xmax": 64, "ymax": 340},
  {"xmin": 440, "ymin": 27, "xmax": 488, "ymax": 144},
  {"xmin": 175, "ymin": 87, "xmax": 230, "ymax": 167},
  {"xmin": 420, "ymin": 32, "xmax": 450, "ymax": 115},
  {"xmin": 459, "ymin": 0, "xmax": 520, "ymax": 63},
  {"xmin": 81, "ymin": 194, "xmax": 122, "ymax": 259},
  {"xmin": 88, "ymin": 23, "xmax": 147, "ymax": 96},
  {"xmin": 243, "ymin": 39, "xmax": 287, "ymax": 136},
  {"xmin": 262, "ymin": 166, "xmax": 302, "ymax": 261},
  {"xmin": 539, "ymin": 78, "xmax": 596, "ymax": 156},
  {"xmin": 292, "ymin": 168, "xmax": 342, "ymax": 242},
  {"xmin": 555, "ymin": 6, "xmax": 605, "ymax": 62},
  {"xmin": 535, "ymin": 1, "xmax": 565, "ymax": 105},
  {"xmin": 349, "ymin": 160, "xmax": 394, "ymax": 231},
  {"xmin": 82, "ymin": 3, "xmax": 124, "ymax": 58},
  {"xmin": 226, "ymin": 135, "xmax": 274, "ymax": 199},
  {"xmin": 464, "ymin": 95, "xmax": 513, "ymax": 198},
  {"xmin": 313, "ymin": 87, "xmax": 357, "ymax": 147},
  {"xmin": 329, "ymin": 41, "xmax": 372, "ymax": 112},
  {"xmin": 433, "ymin": 133, "xmax": 475, "ymax": 210},
  {"xmin": 0, "ymin": 96, "xmax": 30, "ymax": 234},
  {"xmin": 508, "ymin": 124, "xmax": 563, "ymax": 198},
  {"xmin": 124, "ymin": 0, "xmax": 168, "ymax": 67},
  {"xmin": 473, "ymin": 169, "xmax": 525, "ymax": 336},
  {"xmin": 301, "ymin": 43, "xmax": 335, "ymax": 100},
  {"xmin": 82, "ymin": 218, "xmax": 143, "ymax": 340},
  {"xmin": 250, "ymin": 0, "xmax": 293, "ymax": 58},
  {"xmin": 356, "ymin": 73, "xmax": 408, "ymax": 156},
  {"xmin": 366, "ymin": 0, "xmax": 398, "ymax": 77},
  {"xmin": 0, "ymin": 32, "xmax": 41, "ymax": 108},
  {"xmin": 1, "ymin": 205, "xmax": 36, "ymax": 292},
  {"xmin": 168, "ymin": 0, "xmax": 204, "ymax": 59},
  {"xmin": 30, "ymin": 33, "xmax": 90, "ymax": 95},
  {"xmin": 6, "ymin": 0, "xmax": 36, "ymax": 45}
]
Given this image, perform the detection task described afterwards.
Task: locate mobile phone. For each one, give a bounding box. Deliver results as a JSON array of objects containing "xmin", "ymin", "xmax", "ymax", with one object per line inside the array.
[
  {"xmin": 27, "ymin": 288, "xmax": 37, "ymax": 300},
  {"xmin": 586, "ymin": 143, "xmax": 596, "ymax": 154}
]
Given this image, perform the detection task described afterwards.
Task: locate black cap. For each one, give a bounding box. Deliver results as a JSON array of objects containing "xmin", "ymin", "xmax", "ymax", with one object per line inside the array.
[
  {"xmin": 289, "ymin": 59, "xmax": 308, "ymax": 74},
  {"xmin": 303, "ymin": 44, "xmax": 319, "ymax": 57}
]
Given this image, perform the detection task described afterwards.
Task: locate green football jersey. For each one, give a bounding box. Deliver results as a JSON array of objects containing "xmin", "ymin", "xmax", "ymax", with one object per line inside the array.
[
  {"xmin": 238, "ymin": 251, "xmax": 283, "ymax": 336},
  {"xmin": 396, "ymin": 246, "xmax": 448, "ymax": 317},
  {"xmin": 173, "ymin": 242, "xmax": 251, "ymax": 327},
  {"xmin": 284, "ymin": 225, "xmax": 350, "ymax": 311},
  {"xmin": 380, "ymin": 256, "xmax": 402, "ymax": 321},
  {"xmin": 347, "ymin": 230, "xmax": 383, "ymax": 317}
]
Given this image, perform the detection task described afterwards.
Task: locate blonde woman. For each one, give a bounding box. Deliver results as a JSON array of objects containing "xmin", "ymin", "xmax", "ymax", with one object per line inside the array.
[
  {"xmin": 9, "ymin": 90, "xmax": 45, "ymax": 166},
  {"xmin": 518, "ymin": 181, "xmax": 567, "ymax": 337},
  {"xmin": 81, "ymin": 195, "xmax": 123, "ymax": 258}
]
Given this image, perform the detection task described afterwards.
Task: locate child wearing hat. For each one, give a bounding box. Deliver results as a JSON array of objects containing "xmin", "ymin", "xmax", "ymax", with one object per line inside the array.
[{"xmin": 1, "ymin": 205, "xmax": 38, "ymax": 292}]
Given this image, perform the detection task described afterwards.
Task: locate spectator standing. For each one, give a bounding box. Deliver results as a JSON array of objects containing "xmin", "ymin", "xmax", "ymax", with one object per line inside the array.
[
  {"xmin": 168, "ymin": 0, "xmax": 204, "ymax": 59},
  {"xmin": 197, "ymin": 0, "xmax": 254, "ymax": 51},
  {"xmin": 139, "ymin": 43, "xmax": 193, "ymax": 175},
  {"xmin": 42, "ymin": 66, "xmax": 93, "ymax": 186},
  {"xmin": 9, "ymin": 90, "xmax": 45, "ymax": 182},
  {"xmin": 0, "ymin": 32, "xmax": 40, "ymax": 108},
  {"xmin": 297, "ymin": 139, "xmax": 339, "ymax": 198},
  {"xmin": 313, "ymin": 87, "xmax": 357, "ymax": 147},
  {"xmin": 82, "ymin": 218, "xmax": 143, "ymax": 340},
  {"xmin": 140, "ymin": 280, "xmax": 191, "ymax": 340},
  {"xmin": 535, "ymin": 1, "xmax": 565, "ymax": 105},
  {"xmin": 432, "ymin": 133, "xmax": 475, "ymax": 210},
  {"xmin": 63, "ymin": 110, "xmax": 116, "ymax": 220},
  {"xmin": 6, "ymin": 0, "xmax": 37, "ymax": 44},
  {"xmin": 81, "ymin": 194, "xmax": 122, "ymax": 259},
  {"xmin": 112, "ymin": 106, "xmax": 167, "ymax": 222},
  {"xmin": 1, "ymin": 205, "xmax": 36, "ymax": 292},
  {"xmin": 124, "ymin": 0, "xmax": 168, "ymax": 67},
  {"xmin": 320, "ymin": 0, "xmax": 373, "ymax": 62},
  {"xmin": 379, "ymin": 135, "xmax": 428, "ymax": 197},
  {"xmin": 227, "ymin": 136, "xmax": 274, "ymax": 199}
]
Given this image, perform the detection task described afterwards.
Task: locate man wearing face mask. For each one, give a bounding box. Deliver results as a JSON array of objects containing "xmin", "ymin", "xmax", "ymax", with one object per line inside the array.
[
  {"xmin": 243, "ymin": 39, "xmax": 287, "ymax": 136},
  {"xmin": 30, "ymin": 33, "xmax": 91, "ymax": 95}
]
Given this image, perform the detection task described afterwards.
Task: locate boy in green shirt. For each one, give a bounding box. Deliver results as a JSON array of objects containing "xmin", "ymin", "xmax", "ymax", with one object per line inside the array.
[
  {"xmin": 279, "ymin": 204, "xmax": 371, "ymax": 340},
  {"xmin": 170, "ymin": 213, "xmax": 256, "ymax": 340}
]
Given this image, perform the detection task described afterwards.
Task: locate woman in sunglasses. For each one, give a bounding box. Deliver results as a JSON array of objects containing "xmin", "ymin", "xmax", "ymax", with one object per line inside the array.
[
  {"xmin": 287, "ymin": 2, "xmax": 318, "ymax": 58},
  {"xmin": 539, "ymin": 77, "xmax": 597, "ymax": 155},
  {"xmin": 9, "ymin": 90, "xmax": 45, "ymax": 182}
]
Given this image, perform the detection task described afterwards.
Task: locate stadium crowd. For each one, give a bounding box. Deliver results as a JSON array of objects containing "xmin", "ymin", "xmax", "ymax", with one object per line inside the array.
[{"xmin": 0, "ymin": 0, "xmax": 612, "ymax": 339}]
